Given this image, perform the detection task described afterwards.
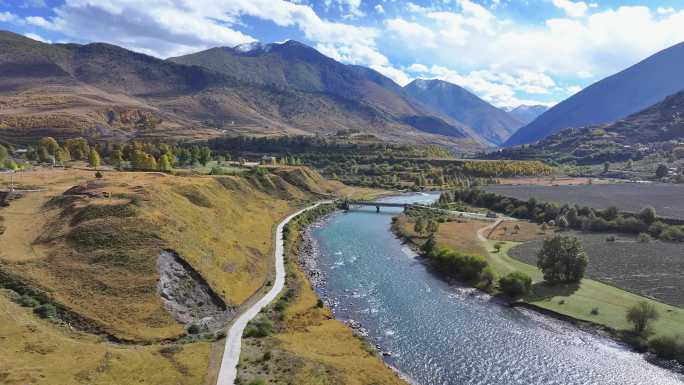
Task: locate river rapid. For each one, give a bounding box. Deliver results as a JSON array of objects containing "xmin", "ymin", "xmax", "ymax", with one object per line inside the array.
[{"xmin": 305, "ymin": 192, "xmax": 683, "ymax": 385}]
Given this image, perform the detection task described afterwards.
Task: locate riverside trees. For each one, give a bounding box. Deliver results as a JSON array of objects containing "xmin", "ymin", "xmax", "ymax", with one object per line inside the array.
[{"xmin": 536, "ymin": 235, "xmax": 588, "ymax": 284}]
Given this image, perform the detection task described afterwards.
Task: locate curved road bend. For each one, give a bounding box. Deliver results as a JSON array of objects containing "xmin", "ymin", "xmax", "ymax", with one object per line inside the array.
[{"xmin": 216, "ymin": 201, "xmax": 330, "ymax": 385}]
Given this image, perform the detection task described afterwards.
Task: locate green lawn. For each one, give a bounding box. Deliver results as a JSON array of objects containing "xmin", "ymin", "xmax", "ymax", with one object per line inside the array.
[{"xmin": 484, "ymin": 240, "xmax": 684, "ymax": 337}]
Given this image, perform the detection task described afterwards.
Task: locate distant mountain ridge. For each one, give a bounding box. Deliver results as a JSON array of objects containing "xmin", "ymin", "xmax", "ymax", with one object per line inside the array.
[
  {"xmin": 508, "ymin": 105, "xmax": 548, "ymax": 125},
  {"xmin": 169, "ymin": 42, "xmax": 474, "ymax": 142},
  {"xmin": 403, "ymin": 79, "xmax": 524, "ymax": 146},
  {"xmin": 490, "ymin": 89, "xmax": 684, "ymax": 164},
  {"xmin": 0, "ymin": 31, "xmax": 482, "ymax": 149},
  {"xmin": 505, "ymin": 41, "xmax": 684, "ymax": 146}
]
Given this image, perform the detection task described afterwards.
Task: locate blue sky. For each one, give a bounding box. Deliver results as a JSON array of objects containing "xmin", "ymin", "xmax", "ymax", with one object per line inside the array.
[{"xmin": 1, "ymin": 0, "xmax": 684, "ymax": 108}]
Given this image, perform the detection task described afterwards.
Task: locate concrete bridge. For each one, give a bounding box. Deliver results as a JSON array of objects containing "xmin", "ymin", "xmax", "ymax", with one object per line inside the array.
[{"xmin": 342, "ymin": 200, "xmax": 412, "ymax": 212}]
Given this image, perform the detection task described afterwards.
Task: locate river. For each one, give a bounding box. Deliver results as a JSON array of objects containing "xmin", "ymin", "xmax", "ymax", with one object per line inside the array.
[{"xmin": 307, "ymin": 192, "xmax": 683, "ymax": 385}]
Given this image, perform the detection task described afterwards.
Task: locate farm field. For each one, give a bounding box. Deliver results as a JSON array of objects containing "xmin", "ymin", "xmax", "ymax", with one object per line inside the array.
[
  {"xmin": 483, "ymin": 182, "xmax": 684, "ymax": 219},
  {"xmin": 508, "ymin": 232, "xmax": 684, "ymax": 307}
]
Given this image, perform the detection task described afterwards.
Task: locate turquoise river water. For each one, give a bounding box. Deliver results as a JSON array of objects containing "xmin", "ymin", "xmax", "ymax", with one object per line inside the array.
[{"xmin": 308, "ymin": 192, "xmax": 683, "ymax": 385}]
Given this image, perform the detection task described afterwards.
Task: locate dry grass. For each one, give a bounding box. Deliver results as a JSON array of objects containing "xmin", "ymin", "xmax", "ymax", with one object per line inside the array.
[
  {"xmin": 0, "ymin": 290, "xmax": 211, "ymax": 385},
  {"xmin": 487, "ymin": 220, "xmax": 551, "ymax": 242},
  {"xmin": 0, "ymin": 166, "xmax": 391, "ymax": 383},
  {"xmin": 394, "ymin": 215, "xmax": 488, "ymax": 255}
]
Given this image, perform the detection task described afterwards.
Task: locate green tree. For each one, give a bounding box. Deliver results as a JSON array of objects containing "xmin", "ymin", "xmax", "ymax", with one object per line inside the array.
[
  {"xmin": 421, "ymin": 232, "xmax": 437, "ymax": 257},
  {"xmin": 603, "ymin": 161, "xmax": 610, "ymax": 173},
  {"xmin": 499, "ymin": 272, "xmax": 532, "ymax": 299},
  {"xmin": 626, "ymin": 301, "xmax": 659, "ymax": 334},
  {"xmin": 536, "ymin": 235, "xmax": 588, "ymax": 283},
  {"xmin": 199, "ymin": 146, "xmax": 212, "ymax": 166},
  {"xmin": 109, "ymin": 149, "xmax": 124, "ymax": 168},
  {"xmin": 414, "ymin": 218, "xmax": 425, "ymax": 235},
  {"xmin": 159, "ymin": 154, "xmax": 173, "ymax": 172},
  {"xmin": 88, "ymin": 149, "xmax": 101, "ymax": 168},
  {"xmin": 38, "ymin": 137, "xmax": 60, "ymax": 155},
  {"xmin": 55, "ymin": 148, "xmax": 71, "ymax": 165},
  {"xmin": 639, "ymin": 206, "xmax": 657, "ymax": 225},
  {"xmin": 426, "ymin": 220, "xmax": 439, "ymax": 234},
  {"xmin": 65, "ymin": 138, "xmax": 90, "ymax": 160},
  {"xmin": 0, "ymin": 144, "xmax": 7, "ymax": 164}
]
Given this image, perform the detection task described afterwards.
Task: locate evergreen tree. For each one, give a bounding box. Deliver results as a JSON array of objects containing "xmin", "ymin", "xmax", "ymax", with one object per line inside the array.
[{"xmin": 89, "ymin": 149, "xmax": 101, "ymax": 168}]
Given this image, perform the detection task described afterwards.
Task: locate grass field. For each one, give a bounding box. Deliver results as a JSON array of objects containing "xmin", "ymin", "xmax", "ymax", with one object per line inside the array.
[
  {"xmin": 509, "ymin": 232, "xmax": 684, "ymax": 307},
  {"xmin": 482, "ymin": 237, "xmax": 684, "ymax": 338}
]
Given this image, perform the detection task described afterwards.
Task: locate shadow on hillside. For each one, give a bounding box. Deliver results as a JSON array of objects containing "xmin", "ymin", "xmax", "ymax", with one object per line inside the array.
[{"xmin": 526, "ymin": 281, "xmax": 580, "ymax": 302}]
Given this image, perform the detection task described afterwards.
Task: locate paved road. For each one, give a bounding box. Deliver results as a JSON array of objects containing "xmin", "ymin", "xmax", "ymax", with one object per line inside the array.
[{"xmin": 215, "ymin": 201, "xmax": 329, "ymax": 385}]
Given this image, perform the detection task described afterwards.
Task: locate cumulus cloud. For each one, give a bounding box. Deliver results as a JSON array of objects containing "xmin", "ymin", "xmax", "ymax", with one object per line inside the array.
[
  {"xmin": 374, "ymin": 4, "xmax": 384, "ymax": 14},
  {"xmin": 552, "ymin": 0, "xmax": 592, "ymax": 18},
  {"xmin": 385, "ymin": 4, "xmax": 684, "ymax": 82}
]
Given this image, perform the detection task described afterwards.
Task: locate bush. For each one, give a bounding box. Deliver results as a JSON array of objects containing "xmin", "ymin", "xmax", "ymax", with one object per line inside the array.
[
  {"xmin": 187, "ymin": 324, "xmax": 201, "ymax": 334},
  {"xmin": 626, "ymin": 301, "xmax": 659, "ymax": 334},
  {"xmin": 648, "ymin": 335, "xmax": 684, "ymax": 362},
  {"xmin": 637, "ymin": 233, "xmax": 651, "ymax": 243},
  {"xmin": 95, "ymin": 171, "xmax": 103, "ymax": 179},
  {"xmin": 605, "ymin": 235, "xmax": 616, "ymax": 242},
  {"xmin": 590, "ymin": 307, "xmax": 600, "ymax": 315},
  {"xmin": 16, "ymin": 294, "xmax": 40, "ymax": 308},
  {"xmin": 316, "ymin": 299, "xmax": 324, "ymax": 308},
  {"xmin": 34, "ymin": 303, "xmax": 57, "ymax": 319},
  {"xmin": 498, "ymin": 272, "xmax": 532, "ymax": 299},
  {"xmin": 244, "ymin": 319, "xmax": 273, "ymax": 338}
]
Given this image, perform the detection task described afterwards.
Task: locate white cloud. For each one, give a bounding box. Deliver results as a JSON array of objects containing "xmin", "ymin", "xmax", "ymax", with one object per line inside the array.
[
  {"xmin": 385, "ymin": 18, "xmax": 437, "ymax": 48},
  {"xmin": 410, "ymin": 64, "xmax": 555, "ymax": 108},
  {"xmin": 552, "ymin": 0, "xmax": 591, "ymax": 18},
  {"xmin": 374, "ymin": 4, "xmax": 384, "ymax": 14},
  {"xmin": 384, "ymin": 5, "xmax": 684, "ymax": 81},
  {"xmin": 657, "ymin": 7, "xmax": 675, "ymax": 15},
  {"xmin": 24, "ymin": 32, "xmax": 51, "ymax": 43},
  {"xmin": 0, "ymin": 11, "xmax": 18, "ymax": 22}
]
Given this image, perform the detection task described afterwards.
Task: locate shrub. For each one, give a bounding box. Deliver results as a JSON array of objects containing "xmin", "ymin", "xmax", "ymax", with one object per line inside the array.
[
  {"xmin": 648, "ymin": 335, "xmax": 684, "ymax": 362},
  {"xmin": 187, "ymin": 324, "xmax": 201, "ymax": 334},
  {"xmin": 262, "ymin": 351, "xmax": 272, "ymax": 361},
  {"xmin": 34, "ymin": 303, "xmax": 57, "ymax": 319},
  {"xmin": 316, "ymin": 299, "xmax": 324, "ymax": 308},
  {"xmin": 639, "ymin": 206, "xmax": 657, "ymax": 225},
  {"xmin": 95, "ymin": 171, "xmax": 103, "ymax": 179},
  {"xmin": 248, "ymin": 380, "xmax": 266, "ymax": 385},
  {"xmin": 660, "ymin": 226, "xmax": 684, "ymax": 242},
  {"xmin": 17, "ymin": 295, "xmax": 40, "ymax": 308},
  {"xmin": 605, "ymin": 235, "xmax": 616, "ymax": 242},
  {"xmin": 637, "ymin": 233, "xmax": 651, "ymax": 243},
  {"xmin": 626, "ymin": 301, "xmax": 659, "ymax": 334},
  {"xmin": 244, "ymin": 319, "xmax": 273, "ymax": 338},
  {"xmin": 498, "ymin": 272, "xmax": 532, "ymax": 299},
  {"xmin": 591, "ymin": 307, "xmax": 600, "ymax": 315}
]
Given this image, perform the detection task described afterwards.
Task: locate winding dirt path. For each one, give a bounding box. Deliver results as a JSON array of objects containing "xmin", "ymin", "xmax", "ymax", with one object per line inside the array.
[{"xmin": 215, "ymin": 201, "xmax": 329, "ymax": 385}]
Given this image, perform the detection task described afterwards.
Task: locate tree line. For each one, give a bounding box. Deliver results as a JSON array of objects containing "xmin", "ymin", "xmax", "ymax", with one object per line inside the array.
[
  {"xmin": 439, "ymin": 188, "xmax": 684, "ymax": 242},
  {"xmin": 5, "ymin": 137, "xmax": 217, "ymax": 172}
]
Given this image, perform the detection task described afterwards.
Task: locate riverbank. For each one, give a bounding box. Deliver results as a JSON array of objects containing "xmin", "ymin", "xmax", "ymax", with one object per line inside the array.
[
  {"xmin": 391, "ymin": 211, "xmax": 684, "ymax": 373},
  {"xmin": 234, "ymin": 204, "xmax": 408, "ymax": 385}
]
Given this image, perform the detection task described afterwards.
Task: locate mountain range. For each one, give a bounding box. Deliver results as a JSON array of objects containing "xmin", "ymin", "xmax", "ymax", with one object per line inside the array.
[
  {"xmin": 491, "ymin": 89, "xmax": 684, "ymax": 164},
  {"xmin": 505, "ymin": 41, "xmax": 684, "ymax": 146},
  {"xmin": 507, "ymin": 105, "xmax": 548, "ymax": 125},
  {"xmin": 403, "ymin": 79, "xmax": 524, "ymax": 146},
  {"xmin": 0, "ymin": 31, "xmax": 527, "ymax": 150}
]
